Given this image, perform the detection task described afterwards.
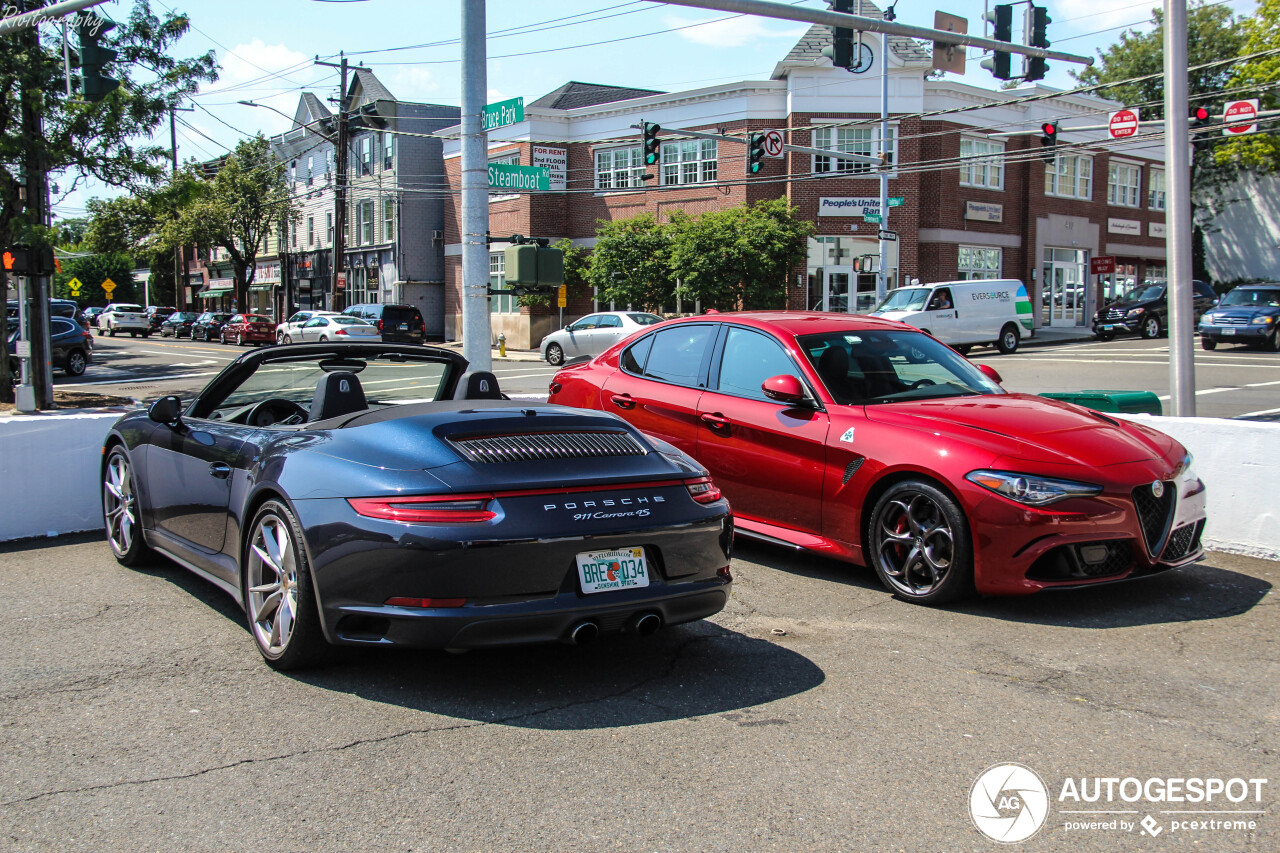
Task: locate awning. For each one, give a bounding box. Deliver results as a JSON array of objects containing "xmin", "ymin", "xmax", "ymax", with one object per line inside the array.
[
  {"xmin": 248, "ymin": 283, "xmax": 277, "ymax": 292},
  {"xmin": 199, "ymin": 283, "xmax": 233, "ymax": 297}
]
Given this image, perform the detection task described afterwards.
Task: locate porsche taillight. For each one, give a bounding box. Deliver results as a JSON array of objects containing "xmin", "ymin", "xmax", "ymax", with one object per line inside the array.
[
  {"xmin": 348, "ymin": 495, "xmax": 496, "ymax": 523},
  {"xmin": 686, "ymin": 476, "xmax": 722, "ymax": 504},
  {"xmin": 385, "ymin": 597, "xmax": 467, "ymax": 608}
]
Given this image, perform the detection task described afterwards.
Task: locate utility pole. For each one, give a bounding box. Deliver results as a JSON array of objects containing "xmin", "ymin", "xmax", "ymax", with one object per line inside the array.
[
  {"xmin": 876, "ymin": 22, "xmax": 889, "ymax": 304},
  {"xmin": 460, "ymin": 0, "xmax": 491, "ymax": 372},
  {"xmin": 316, "ymin": 52, "xmax": 350, "ymax": 313},
  {"xmin": 170, "ymin": 103, "xmax": 193, "ymax": 310},
  {"xmin": 1163, "ymin": 0, "xmax": 1194, "ymax": 416},
  {"xmin": 18, "ymin": 0, "xmax": 53, "ymax": 411}
]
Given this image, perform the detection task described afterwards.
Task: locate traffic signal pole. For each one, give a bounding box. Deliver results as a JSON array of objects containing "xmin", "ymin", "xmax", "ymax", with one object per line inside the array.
[
  {"xmin": 1163, "ymin": 0, "xmax": 1195, "ymax": 416},
  {"xmin": 18, "ymin": 1, "xmax": 53, "ymax": 411},
  {"xmin": 460, "ymin": 0, "xmax": 492, "ymax": 372}
]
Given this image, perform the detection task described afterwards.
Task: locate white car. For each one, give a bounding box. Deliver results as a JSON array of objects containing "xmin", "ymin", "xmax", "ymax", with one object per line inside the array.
[
  {"xmin": 297, "ymin": 314, "xmax": 382, "ymax": 342},
  {"xmin": 276, "ymin": 310, "xmax": 340, "ymax": 344},
  {"xmin": 98, "ymin": 303, "xmax": 151, "ymax": 337},
  {"xmin": 539, "ymin": 311, "xmax": 664, "ymax": 365}
]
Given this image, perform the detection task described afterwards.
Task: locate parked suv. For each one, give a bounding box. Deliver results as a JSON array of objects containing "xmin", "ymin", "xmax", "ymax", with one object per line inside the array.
[
  {"xmin": 1093, "ymin": 280, "xmax": 1218, "ymax": 340},
  {"xmin": 7, "ymin": 298, "xmax": 87, "ymax": 328},
  {"xmin": 1198, "ymin": 283, "xmax": 1280, "ymax": 351},
  {"xmin": 342, "ymin": 303, "xmax": 426, "ymax": 344},
  {"xmin": 146, "ymin": 305, "xmax": 177, "ymax": 332},
  {"xmin": 99, "ymin": 303, "xmax": 151, "ymax": 337},
  {"xmin": 6, "ymin": 316, "xmax": 93, "ymax": 376}
]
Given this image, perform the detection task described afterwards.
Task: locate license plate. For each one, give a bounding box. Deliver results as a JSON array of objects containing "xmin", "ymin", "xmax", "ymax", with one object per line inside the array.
[
  {"xmin": 1223, "ymin": 328, "xmax": 1235, "ymax": 335},
  {"xmin": 399, "ymin": 323, "xmax": 408, "ymax": 330},
  {"xmin": 1101, "ymin": 324, "xmax": 1117, "ymax": 331},
  {"xmin": 576, "ymin": 547, "xmax": 649, "ymax": 594}
]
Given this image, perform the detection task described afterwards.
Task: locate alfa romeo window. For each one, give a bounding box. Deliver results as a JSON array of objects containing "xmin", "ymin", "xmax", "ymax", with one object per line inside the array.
[
  {"xmin": 642, "ymin": 325, "xmax": 714, "ymax": 385},
  {"xmin": 620, "ymin": 334, "xmax": 654, "ymax": 374},
  {"xmin": 716, "ymin": 326, "xmax": 800, "ymax": 402}
]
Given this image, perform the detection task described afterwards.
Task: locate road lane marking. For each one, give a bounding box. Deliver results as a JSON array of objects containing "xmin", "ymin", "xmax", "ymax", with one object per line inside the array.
[
  {"xmin": 60, "ymin": 371, "xmax": 221, "ymax": 388},
  {"xmin": 1236, "ymin": 406, "xmax": 1280, "ymax": 417}
]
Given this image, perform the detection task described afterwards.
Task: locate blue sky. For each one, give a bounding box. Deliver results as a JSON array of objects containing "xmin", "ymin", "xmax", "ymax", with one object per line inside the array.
[{"xmin": 55, "ymin": 0, "xmax": 1257, "ymax": 219}]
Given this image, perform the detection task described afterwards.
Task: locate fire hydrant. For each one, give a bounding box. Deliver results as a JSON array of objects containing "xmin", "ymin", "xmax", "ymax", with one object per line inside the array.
[{"xmin": 497, "ymin": 332, "xmax": 507, "ymax": 358}]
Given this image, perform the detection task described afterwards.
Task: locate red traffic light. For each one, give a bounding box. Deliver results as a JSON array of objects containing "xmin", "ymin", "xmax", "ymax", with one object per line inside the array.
[
  {"xmin": 1194, "ymin": 106, "xmax": 1210, "ymax": 121},
  {"xmin": 1, "ymin": 251, "xmax": 14, "ymax": 271},
  {"xmin": 1041, "ymin": 122, "xmax": 1057, "ymax": 137}
]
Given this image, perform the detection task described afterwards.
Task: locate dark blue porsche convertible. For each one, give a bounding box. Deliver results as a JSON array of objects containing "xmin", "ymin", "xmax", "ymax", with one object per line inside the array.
[{"xmin": 101, "ymin": 343, "xmax": 733, "ymax": 669}]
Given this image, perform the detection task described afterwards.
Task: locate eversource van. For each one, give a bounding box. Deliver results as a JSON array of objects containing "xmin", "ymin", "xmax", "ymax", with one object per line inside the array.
[{"xmin": 869, "ymin": 279, "xmax": 1034, "ymax": 354}]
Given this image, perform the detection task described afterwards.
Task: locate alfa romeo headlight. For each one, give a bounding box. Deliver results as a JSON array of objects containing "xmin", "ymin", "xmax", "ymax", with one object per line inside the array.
[{"xmin": 966, "ymin": 470, "xmax": 1103, "ymax": 506}]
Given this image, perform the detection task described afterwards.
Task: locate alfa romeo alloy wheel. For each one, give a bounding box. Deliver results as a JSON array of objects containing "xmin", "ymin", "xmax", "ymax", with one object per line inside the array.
[
  {"xmin": 869, "ymin": 480, "xmax": 973, "ymax": 604},
  {"xmin": 244, "ymin": 502, "xmax": 325, "ymax": 669},
  {"xmin": 103, "ymin": 449, "xmax": 151, "ymax": 566}
]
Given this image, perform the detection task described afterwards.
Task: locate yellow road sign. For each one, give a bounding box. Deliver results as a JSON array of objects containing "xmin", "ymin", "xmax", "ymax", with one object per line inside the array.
[
  {"xmin": 101, "ymin": 277, "xmax": 116, "ymax": 295},
  {"xmin": 67, "ymin": 277, "xmax": 83, "ymax": 295},
  {"xmin": 557, "ymin": 284, "xmax": 567, "ymax": 308}
]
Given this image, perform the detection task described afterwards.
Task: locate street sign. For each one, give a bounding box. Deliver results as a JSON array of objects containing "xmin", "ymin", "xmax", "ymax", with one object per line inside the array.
[
  {"xmin": 101, "ymin": 277, "xmax": 116, "ymax": 296},
  {"xmin": 1223, "ymin": 99, "xmax": 1259, "ymax": 136},
  {"xmin": 931, "ymin": 11, "xmax": 967, "ymax": 75},
  {"xmin": 863, "ymin": 213, "xmax": 882, "ymax": 224},
  {"xmin": 1108, "ymin": 108, "xmax": 1140, "ymax": 140},
  {"xmin": 761, "ymin": 129, "xmax": 785, "ymax": 159},
  {"xmin": 878, "ymin": 230, "xmax": 898, "ymax": 242},
  {"xmin": 336, "ymin": 273, "xmax": 346, "ymax": 290},
  {"xmin": 67, "ymin": 276, "xmax": 82, "ymax": 296},
  {"xmin": 1090, "ymin": 256, "xmax": 1117, "ymax": 275},
  {"xmin": 488, "ymin": 162, "xmax": 551, "ymax": 192},
  {"xmin": 482, "ymin": 97, "xmax": 524, "ymax": 132},
  {"xmin": 557, "ymin": 284, "xmax": 567, "ymax": 308},
  {"xmin": 887, "ymin": 196, "xmax": 905, "ymax": 207},
  {"xmin": 14, "ymin": 341, "xmax": 30, "ymax": 358}
]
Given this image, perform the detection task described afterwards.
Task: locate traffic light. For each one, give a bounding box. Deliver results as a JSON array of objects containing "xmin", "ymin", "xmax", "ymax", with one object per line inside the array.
[
  {"xmin": 1025, "ymin": 5, "xmax": 1051, "ymax": 81},
  {"xmin": 1039, "ymin": 121, "xmax": 1058, "ymax": 163},
  {"xmin": 641, "ymin": 121, "xmax": 661, "ymax": 166},
  {"xmin": 981, "ymin": 4, "xmax": 1014, "ymax": 81},
  {"xmin": 1192, "ymin": 105, "xmax": 1213, "ymax": 152},
  {"xmin": 747, "ymin": 133, "xmax": 766, "ymax": 174},
  {"xmin": 503, "ymin": 244, "xmax": 564, "ymax": 294},
  {"xmin": 77, "ymin": 17, "xmax": 119, "ymax": 103},
  {"xmin": 2, "ymin": 247, "xmax": 30, "ymax": 275},
  {"xmin": 821, "ymin": 0, "xmax": 854, "ymax": 69}
]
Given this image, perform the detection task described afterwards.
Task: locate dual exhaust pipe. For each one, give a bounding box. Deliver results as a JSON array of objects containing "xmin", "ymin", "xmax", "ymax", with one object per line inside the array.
[{"xmin": 566, "ymin": 612, "xmax": 662, "ymax": 645}]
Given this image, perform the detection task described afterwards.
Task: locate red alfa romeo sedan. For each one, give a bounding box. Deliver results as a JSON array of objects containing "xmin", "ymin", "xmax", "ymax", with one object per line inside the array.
[
  {"xmin": 220, "ymin": 314, "xmax": 277, "ymax": 346},
  {"xmin": 548, "ymin": 312, "xmax": 1207, "ymax": 604}
]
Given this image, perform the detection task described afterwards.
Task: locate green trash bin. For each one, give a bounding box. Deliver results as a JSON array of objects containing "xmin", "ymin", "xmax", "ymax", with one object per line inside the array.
[{"xmin": 1038, "ymin": 390, "xmax": 1163, "ymax": 416}]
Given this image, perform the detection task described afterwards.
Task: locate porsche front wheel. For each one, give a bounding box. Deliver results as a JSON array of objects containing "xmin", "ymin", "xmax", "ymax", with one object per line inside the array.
[
  {"xmin": 244, "ymin": 500, "xmax": 327, "ymax": 670},
  {"xmin": 103, "ymin": 448, "xmax": 153, "ymax": 566},
  {"xmin": 869, "ymin": 479, "xmax": 973, "ymax": 605}
]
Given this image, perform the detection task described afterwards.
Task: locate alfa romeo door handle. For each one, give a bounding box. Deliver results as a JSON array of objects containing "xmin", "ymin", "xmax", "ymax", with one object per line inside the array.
[
  {"xmin": 610, "ymin": 393, "xmax": 635, "ymax": 410},
  {"xmin": 700, "ymin": 413, "xmax": 730, "ymax": 430},
  {"xmin": 209, "ymin": 462, "xmax": 232, "ymax": 479}
]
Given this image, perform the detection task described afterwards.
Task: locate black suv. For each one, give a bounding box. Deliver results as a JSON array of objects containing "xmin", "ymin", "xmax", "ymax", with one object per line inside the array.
[
  {"xmin": 1198, "ymin": 283, "xmax": 1280, "ymax": 351},
  {"xmin": 342, "ymin": 303, "xmax": 426, "ymax": 344},
  {"xmin": 1093, "ymin": 280, "xmax": 1218, "ymax": 340}
]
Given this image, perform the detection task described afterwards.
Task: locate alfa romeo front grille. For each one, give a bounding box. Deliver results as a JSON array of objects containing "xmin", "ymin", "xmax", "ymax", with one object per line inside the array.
[
  {"xmin": 449, "ymin": 431, "xmax": 647, "ymax": 463},
  {"xmin": 1162, "ymin": 519, "xmax": 1205, "ymax": 562},
  {"xmin": 1131, "ymin": 482, "xmax": 1176, "ymax": 556}
]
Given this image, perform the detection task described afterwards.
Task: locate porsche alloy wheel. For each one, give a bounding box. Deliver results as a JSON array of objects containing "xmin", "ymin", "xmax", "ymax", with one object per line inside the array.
[
  {"xmin": 245, "ymin": 501, "xmax": 325, "ymax": 669},
  {"xmin": 104, "ymin": 449, "xmax": 151, "ymax": 566},
  {"xmin": 869, "ymin": 480, "xmax": 973, "ymax": 604}
]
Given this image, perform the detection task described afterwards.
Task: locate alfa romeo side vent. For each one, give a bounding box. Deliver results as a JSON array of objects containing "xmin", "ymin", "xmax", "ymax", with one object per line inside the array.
[
  {"xmin": 449, "ymin": 431, "xmax": 647, "ymax": 463},
  {"xmin": 842, "ymin": 457, "xmax": 865, "ymax": 485}
]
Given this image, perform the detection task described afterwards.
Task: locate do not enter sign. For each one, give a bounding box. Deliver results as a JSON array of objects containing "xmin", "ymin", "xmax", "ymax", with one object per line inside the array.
[
  {"xmin": 1223, "ymin": 99, "xmax": 1259, "ymax": 136},
  {"xmin": 1108, "ymin": 108, "xmax": 1140, "ymax": 140}
]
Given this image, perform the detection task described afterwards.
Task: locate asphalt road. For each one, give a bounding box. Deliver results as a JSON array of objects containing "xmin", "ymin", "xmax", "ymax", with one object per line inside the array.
[
  {"xmin": 0, "ymin": 536, "xmax": 1274, "ymax": 852},
  {"xmin": 55, "ymin": 333, "xmax": 1280, "ymax": 420}
]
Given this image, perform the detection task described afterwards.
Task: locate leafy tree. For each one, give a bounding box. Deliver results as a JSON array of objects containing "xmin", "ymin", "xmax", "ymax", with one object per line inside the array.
[
  {"xmin": 0, "ymin": 0, "xmax": 217, "ymax": 402},
  {"xmin": 668, "ymin": 199, "xmax": 813, "ymax": 310},
  {"xmin": 585, "ymin": 213, "xmax": 676, "ymax": 310},
  {"xmin": 1215, "ymin": 0, "xmax": 1280, "ymax": 171},
  {"xmin": 54, "ymin": 253, "xmax": 136, "ymax": 305},
  {"xmin": 172, "ymin": 135, "xmax": 295, "ymax": 310}
]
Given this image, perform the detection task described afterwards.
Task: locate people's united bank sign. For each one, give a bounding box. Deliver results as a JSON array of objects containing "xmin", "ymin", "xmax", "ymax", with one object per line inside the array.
[{"xmin": 818, "ymin": 197, "xmax": 883, "ymax": 217}]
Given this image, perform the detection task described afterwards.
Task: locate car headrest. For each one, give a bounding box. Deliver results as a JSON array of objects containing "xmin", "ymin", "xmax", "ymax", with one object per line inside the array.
[
  {"xmin": 453, "ymin": 370, "xmax": 503, "ymax": 400},
  {"xmin": 818, "ymin": 345, "xmax": 849, "ymax": 376},
  {"xmin": 309, "ymin": 371, "xmax": 367, "ymax": 422}
]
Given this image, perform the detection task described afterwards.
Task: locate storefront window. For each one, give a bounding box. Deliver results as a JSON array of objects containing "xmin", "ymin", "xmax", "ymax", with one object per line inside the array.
[{"xmin": 958, "ymin": 246, "xmax": 1002, "ymax": 280}]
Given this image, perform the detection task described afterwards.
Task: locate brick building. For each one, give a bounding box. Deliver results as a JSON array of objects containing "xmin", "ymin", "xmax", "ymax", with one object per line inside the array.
[{"xmin": 440, "ymin": 25, "xmax": 1169, "ymax": 348}]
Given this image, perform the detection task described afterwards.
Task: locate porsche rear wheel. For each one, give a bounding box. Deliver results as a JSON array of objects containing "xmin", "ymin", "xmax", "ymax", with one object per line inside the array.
[
  {"xmin": 546, "ymin": 343, "xmax": 564, "ymax": 366},
  {"xmin": 103, "ymin": 448, "xmax": 153, "ymax": 566},
  {"xmin": 244, "ymin": 500, "xmax": 327, "ymax": 670},
  {"xmin": 869, "ymin": 479, "xmax": 973, "ymax": 605}
]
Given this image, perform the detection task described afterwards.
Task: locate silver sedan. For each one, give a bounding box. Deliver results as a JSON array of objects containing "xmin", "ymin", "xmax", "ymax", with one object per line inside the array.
[
  {"xmin": 297, "ymin": 314, "xmax": 382, "ymax": 342},
  {"xmin": 539, "ymin": 311, "xmax": 663, "ymax": 365}
]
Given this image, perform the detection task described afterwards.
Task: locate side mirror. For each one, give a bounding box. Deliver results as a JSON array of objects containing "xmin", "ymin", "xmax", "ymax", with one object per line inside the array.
[
  {"xmin": 762, "ymin": 374, "xmax": 810, "ymax": 406},
  {"xmin": 977, "ymin": 364, "xmax": 1004, "ymax": 385},
  {"xmin": 148, "ymin": 395, "xmax": 183, "ymax": 428}
]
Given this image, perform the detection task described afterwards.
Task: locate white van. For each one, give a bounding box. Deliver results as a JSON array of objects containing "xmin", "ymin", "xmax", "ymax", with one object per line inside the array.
[{"xmin": 869, "ymin": 279, "xmax": 1033, "ymax": 354}]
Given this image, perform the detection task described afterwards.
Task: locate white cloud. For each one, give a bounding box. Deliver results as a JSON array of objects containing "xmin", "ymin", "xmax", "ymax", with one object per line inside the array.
[
  {"xmin": 219, "ymin": 40, "xmax": 311, "ymax": 90},
  {"xmin": 390, "ymin": 67, "xmax": 442, "ymax": 99},
  {"xmin": 663, "ymin": 14, "xmax": 809, "ymax": 48},
  {"xmin": 487, "ymin": 87, "xmax": 508, "ymax": 102}
]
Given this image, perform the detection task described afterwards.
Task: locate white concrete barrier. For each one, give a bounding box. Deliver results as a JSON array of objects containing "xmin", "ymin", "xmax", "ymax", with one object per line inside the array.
[
  {"xmin": 0, "ymin": 412, "xmax": 122, "ymax": 542},
  {"xmin": 1, "ymin": 410, "xmax": 1277, "ymax": 561}
]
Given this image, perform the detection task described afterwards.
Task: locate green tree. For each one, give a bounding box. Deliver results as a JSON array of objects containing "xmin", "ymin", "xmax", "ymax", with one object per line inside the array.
[
  {"xmin": 172, "ymin": 135, "xmax": 295, "ymax": 311},
  {"xmin": 585, "ymin": 213, "xmax": 676, "ymax": 310},
  {"xmin": 1215, "ymin": 0, "xmax": 1280, "ymax": 171},
  {"xmin": 54, "ymin": 253, "xmax": 136, "ymax": 306},
  {"xmin": 0, "ymin": 0, "xmax": 217, "ymax": 402},
  {"xmin": 668, "ymin": 199, "xmax": 813, "ymax": 310}
]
